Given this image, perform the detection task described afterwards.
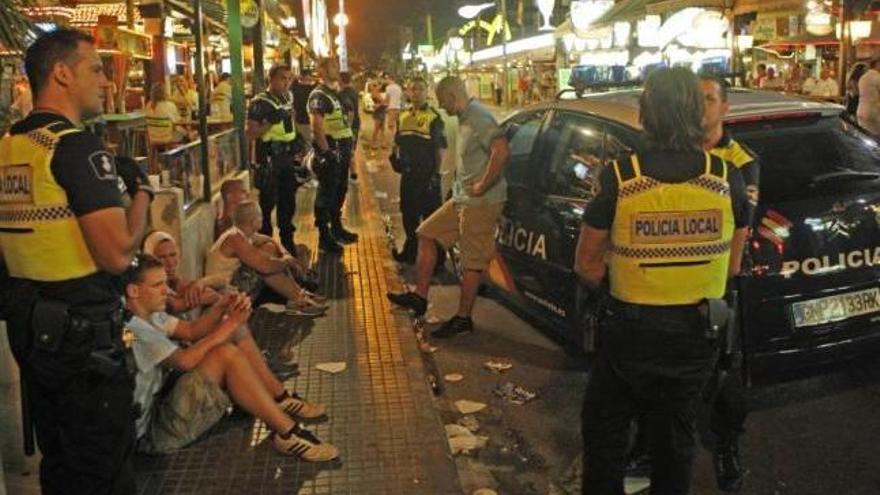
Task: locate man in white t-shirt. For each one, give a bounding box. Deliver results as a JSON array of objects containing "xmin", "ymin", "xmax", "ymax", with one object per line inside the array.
[
  {"xmin": 384, "ymin": 73, "xmax": 403, "ymax": 144},
  {"xmin": 123, "ymin": 254, "xmax": 337, "ymax": 460},
  {"xmin": 807, "ymin": 68, "xmax": 840, "ymax": 98},
  {"xmin": 858, "ymin": 58, "xmax": 880, "ymax": 136}
]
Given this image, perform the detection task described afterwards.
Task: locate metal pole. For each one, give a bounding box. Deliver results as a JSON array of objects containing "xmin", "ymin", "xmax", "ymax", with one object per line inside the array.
[
  {"xmin": 192, "ymin": 0, "xmax": 211, "ymax": 200},
  {"xmin": 838, "ymin": 0, "xmax": 849, "ymax": 97},
  {"xmin": 426, "ymin": 14, "xmax": 433, "ymax": 46},
  {"xmin": 338, "ymin": 0, "xmax": 348, "ymax": 72},
  {"xmin": 227, "ymin": 0, "xmax": 248, "ymax": 167},
  {"xmin": 253, "ymin": 0, "xmax": 265, "ymax": 94},
  {"xmin": 500, "ymin": 0, "xmax": 509, "ymax": 107}
]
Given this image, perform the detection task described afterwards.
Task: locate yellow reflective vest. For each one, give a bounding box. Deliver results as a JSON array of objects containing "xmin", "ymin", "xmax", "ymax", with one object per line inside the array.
[
  {"xmin": 311, "ymin": 87, "xmax": 353, "ymax": 140},
  {"xmin": 608, "ymin": 152, "xmax": 735, "ymax": 305},
  {"xmin": 0, "ymin": 121, "xmax": 99, "ymax": 281},
  {"xmin": 252, "ymin": 91, "xmax": 297, "ymax": 142}
]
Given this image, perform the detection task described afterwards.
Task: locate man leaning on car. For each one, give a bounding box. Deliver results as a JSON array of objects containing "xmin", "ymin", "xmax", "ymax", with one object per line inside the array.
[{"xmin": 574, "ymin": 68, "xmax": 750, "ymax": 494}]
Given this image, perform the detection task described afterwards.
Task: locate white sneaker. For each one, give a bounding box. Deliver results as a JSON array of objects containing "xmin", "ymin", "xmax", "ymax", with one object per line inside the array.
[
  {"xmin": 285, "ymin": 298, "xmax": 326, "ymax": 317},
  {"xmin": 303, "ymin": 291, "xmax": 327, "ymax": 304},
  {"xmin": 272, "ymin": 430, "xmax": 338, "ymax": 461},
  {"xmin": 277, "ymin": 393, "xmax": 326, "ymax": 419}
]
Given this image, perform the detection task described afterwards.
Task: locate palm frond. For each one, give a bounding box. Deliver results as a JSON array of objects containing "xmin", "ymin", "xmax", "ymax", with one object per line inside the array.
[{"xmin": 0, "ymin": 0, "xmax": 39, "ymax": 52}]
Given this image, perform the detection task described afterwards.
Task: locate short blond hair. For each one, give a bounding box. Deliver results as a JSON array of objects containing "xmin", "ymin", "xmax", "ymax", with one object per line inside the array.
[{"xmin": 233, "ymin": 200, "xmax": 261, "ymax": 228}]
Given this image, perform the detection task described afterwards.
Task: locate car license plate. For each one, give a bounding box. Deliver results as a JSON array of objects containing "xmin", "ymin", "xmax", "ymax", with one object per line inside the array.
[{"xmin": 791, "ymin": 287, "xmax": 880, "ymax": 328}]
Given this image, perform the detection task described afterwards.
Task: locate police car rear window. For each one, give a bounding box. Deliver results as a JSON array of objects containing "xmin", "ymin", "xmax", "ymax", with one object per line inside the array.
[{"xmin": 731, "ymin": 115, "xmax": 880, "ymax": 203}]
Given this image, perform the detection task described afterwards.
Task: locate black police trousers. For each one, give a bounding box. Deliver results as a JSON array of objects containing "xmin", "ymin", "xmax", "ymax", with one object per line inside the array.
[
  {"xmin": 582, "ymin": 302, "xmax": 715, "ymax": 495},
  {"xmin": 709, "ymin": 365, "xmax": 748, "ymax": 441},
  {"xmin": 258, "ymin": 151, "xmax": 300, "ymax": 249},
  {"xmin": 6, "ymin": 304, "xmax": 136, "ymax": 495},
  {"xmin": 314, "ymin": 136, "xmax": 353, "ymax": 229},
  {"xmin": 399, "ymin": 171, "xmax": 441, "ymax": 258}
]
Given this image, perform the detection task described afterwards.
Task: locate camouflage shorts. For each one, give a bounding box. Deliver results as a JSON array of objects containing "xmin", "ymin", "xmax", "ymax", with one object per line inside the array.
[
  {"xmin": 138, "ymin": 370, "xmax": 231, "ymax": 455},
  {"xmin": 230, "ymin": 265, "xmax": 263, "ymax": 299}
]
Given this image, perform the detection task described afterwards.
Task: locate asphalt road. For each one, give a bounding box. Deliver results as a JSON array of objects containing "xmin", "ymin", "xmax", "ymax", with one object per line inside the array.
[{"xmin": 356, "ymin": 110, "xmax": 880, "ymax": 495}]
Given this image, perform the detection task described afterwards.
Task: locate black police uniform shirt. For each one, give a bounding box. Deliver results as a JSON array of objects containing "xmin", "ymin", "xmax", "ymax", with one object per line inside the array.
[
  {"xmin": 395, "ymin": 104, "xmax": 447, "ymax": 175},
  {"xmin": 247, "ymin": 90, "xmax": 295, "ymax": 159},
  {"xmin": 338, "ymin": 86, "xmax": 361, "ymax": 131},
  {"xmin": 582, "ymin": 149, "xmax": 750, "ymax": 230},
  {"xmin": 291, "ymin": 80, "xmax": 317, "ymax": 125},
  {"xmin": 307, "ymin": 85, "xmax": 348, "ymax": 135},
  {"xmin": 8, "ymin": 113, "xmax": 127, "ymax": 305}
]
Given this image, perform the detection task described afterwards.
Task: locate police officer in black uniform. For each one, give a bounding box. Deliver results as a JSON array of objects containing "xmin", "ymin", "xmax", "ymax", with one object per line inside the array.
[
  {"xmin": 247, "ymin": 65, "xmax": 306, "ymax": 254},
  {"xmin": 701, "ymin": 74, "xmax": 759, "ymax": 492},
  {"xmin": 309, "ymin": 57, "xmax": 358, "ymax": 254},
  {"xmin": 390, "ymin": 77, "xmax": 447, "ymax": 264},
  {"xmin": 574, "ymin": 68, "xmax": 750, "ymax": 495},
  {"xmin": 0, "ymin": 29, "xmax": 153, "ymax": 494}
]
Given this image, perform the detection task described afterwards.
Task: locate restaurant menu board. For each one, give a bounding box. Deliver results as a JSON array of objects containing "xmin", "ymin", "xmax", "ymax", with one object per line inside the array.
[{"xmin": 93, "ymin": 26, "xmax": 153, "ymax": 59}]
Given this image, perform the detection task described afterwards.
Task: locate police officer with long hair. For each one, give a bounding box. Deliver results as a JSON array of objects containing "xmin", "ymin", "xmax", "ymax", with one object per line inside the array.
[
  {"xmin": 0, "ymin": 29, "xmax": 153, "ymax": 494},
  {"xmin": 574, "ymin": 68, "xmax": 750, "ymax": 494}
]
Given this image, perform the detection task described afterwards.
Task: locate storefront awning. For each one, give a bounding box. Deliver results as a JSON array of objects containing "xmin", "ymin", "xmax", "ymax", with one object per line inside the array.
[
  {"xmin": 592, "ymin": 0, "xmax": 652, "ymax": 27},
  {"xmin": 734, "ymin": 0, "xmax": 805, "ymax": 15},
  {"xmin": 68, "ymin": 3, "xmax": 142, "ymax": 27},
  {"xmin": 646, "ymin": 0, "xmax": 728, "ymax": 15}
]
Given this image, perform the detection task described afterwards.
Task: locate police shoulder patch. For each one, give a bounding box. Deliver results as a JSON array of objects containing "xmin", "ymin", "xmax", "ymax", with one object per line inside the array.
[{"xmin": 88, "ymin": 151, "xmax": 117, "ymax": 181}]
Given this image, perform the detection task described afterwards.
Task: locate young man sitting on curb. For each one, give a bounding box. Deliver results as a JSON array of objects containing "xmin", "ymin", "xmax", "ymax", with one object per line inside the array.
[
  {"xmin": 144, "ymin": 230, "xmax": 224, "ymax": 315},
  {"xmin": 207, "ymin": 200, "xmax": 326, "ymax": 316},
  {"xmin": 123, "ymin": 254, "xmax": 338, "ymax": 460},
  {"xmin": 216, "ymin": 179, "xmax": 318, "ymax": 293}
]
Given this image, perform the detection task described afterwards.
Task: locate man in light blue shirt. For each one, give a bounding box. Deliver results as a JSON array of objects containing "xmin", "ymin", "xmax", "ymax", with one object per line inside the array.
[{"xmin": 387, "ymin": 76, "xmax": 510, "ymax": 337}]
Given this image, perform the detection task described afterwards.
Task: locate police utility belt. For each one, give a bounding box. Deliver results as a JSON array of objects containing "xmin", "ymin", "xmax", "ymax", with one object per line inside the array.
[
  {"xmin": 32, "ymin": 297, "xmax": 134, "ymax": 377},
  {"xmin": 607, "ymin": 296, "xmax": 732, "ymax": 344},
  {"xmin": 265, "ymin": 139, "xmax": 304, "ymax": 158}
]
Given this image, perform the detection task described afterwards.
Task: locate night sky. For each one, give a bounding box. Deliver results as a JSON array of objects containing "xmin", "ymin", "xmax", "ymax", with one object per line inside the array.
[{"xmin": 332, "ymin": 0, "xmax": 465, "ymax": 63}]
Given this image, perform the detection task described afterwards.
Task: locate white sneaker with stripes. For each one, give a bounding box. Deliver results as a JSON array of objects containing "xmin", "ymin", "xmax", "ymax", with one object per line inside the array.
[{"xmin": 272, "ymin": 430, "xmax": 338, "ymax": 461}]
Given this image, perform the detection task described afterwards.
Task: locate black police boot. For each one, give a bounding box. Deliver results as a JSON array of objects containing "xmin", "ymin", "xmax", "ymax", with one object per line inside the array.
[
  {"xmin": 318, "ymin": 225, "xmax": 344, "ymax": 254},
  {"xmin": 392, "ymin": 238, "xmax": 417, "ymax": 264},
  {"xmin": 714, "ymin": 436, "xmax": 744, "ymax": 492},
  {"xmin": 331, "ymin": 219, "xmax": 359, "ymax": 244}
]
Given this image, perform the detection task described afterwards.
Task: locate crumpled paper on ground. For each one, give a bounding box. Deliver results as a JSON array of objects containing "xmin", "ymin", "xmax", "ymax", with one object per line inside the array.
[
  {"xmin": 484, "ymin": 358, "xmax": 513, "ymax": 373},
  {"xmin": 315, "ymin": 362, "xmax": 347, "ymax": 374},
  {"xmin": 445, "ymin": 424, "xmax": 488, "ymax": 455},
  {"xmin": 444, "ymin": 373, "xmax": 464, "ymax": 383},
  {"xmin": 454, "ymin": 399, "xmax": 487, "ymax": 414},
  {"xmin": 493, "ymin": 382, "xmax": 537, "ymax": 405}
]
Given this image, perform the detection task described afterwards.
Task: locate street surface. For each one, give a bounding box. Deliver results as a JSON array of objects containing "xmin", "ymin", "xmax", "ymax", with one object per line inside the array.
[{"xmin": 360, "ymin": 109, "xmax": 880, "ymax": 495}]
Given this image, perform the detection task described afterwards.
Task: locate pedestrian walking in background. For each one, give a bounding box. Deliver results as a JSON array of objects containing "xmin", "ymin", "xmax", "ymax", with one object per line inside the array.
[
  {"xmin": 858, "ymin": 57, "xmax": 880, "ymax": 136},
  {"xmin": 846, "ymin": 63, "xmax": 868, "ymax": 117},
  {"xmin": 384, "ymin": 73, "xmax": 403, "ymax": 147},
  {"xmin": 369, "ymin": 80, "xmax": 387, "ymax": 151}
]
